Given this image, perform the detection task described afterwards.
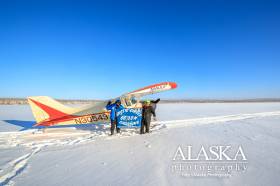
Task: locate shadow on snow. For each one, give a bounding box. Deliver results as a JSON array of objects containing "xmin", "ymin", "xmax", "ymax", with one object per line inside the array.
[{"xmin": 3, "ymin": 120, "xmax": 110, "ymax": 132}]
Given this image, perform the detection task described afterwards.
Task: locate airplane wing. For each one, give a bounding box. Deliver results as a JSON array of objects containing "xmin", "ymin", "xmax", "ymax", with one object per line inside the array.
[{"xmin": 123, "ymin": 82, "xmax": 177, "ymax": 98}]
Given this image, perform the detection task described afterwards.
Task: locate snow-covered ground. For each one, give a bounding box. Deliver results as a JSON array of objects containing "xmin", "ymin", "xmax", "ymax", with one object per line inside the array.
[{"xmin": 1, "ymin": 103, "xmax": 280, "ymax": 186}]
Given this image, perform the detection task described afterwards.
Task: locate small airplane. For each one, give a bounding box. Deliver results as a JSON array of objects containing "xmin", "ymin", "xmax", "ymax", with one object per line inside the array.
[{"xmin": 27, "ymin": 82, "xmax": 177, "ymax": 127}]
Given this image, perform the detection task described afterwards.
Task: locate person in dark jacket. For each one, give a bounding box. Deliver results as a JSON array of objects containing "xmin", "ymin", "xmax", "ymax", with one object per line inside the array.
[
  {"xmin": 106, "ymin": 99, "xmax": 124, "ymax": 135},
  {"xmin": 140, "ymin": 100, "xmax": 156, "ymax": 134}
]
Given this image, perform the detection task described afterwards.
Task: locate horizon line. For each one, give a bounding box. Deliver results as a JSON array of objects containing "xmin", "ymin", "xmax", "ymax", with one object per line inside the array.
[{"xmin": 1, "ymin": 97, "xmax": 280, "ymax": 105}]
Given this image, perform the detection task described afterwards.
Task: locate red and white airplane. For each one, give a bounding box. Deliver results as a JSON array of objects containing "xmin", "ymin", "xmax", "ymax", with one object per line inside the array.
[{"xmin": 27, "ymin": 82, "xmax": 177, "ymax": 127}]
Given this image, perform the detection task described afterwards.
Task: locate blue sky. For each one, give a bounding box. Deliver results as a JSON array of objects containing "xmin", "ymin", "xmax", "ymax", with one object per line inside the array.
[{"xmin": 0, "ymin": 0, "xmax": 279, "ymax": 99}]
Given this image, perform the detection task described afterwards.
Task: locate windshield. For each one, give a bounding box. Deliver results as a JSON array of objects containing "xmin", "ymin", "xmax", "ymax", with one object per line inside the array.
[
  {"xmin": 122, "ymin": 96, "xmax": 139, "ymax": 107},
  {"xmin": 131, "ymin": 97, "xmax": 137, "ymax": 104},
  {"xmin": 125, "ymin": 97, "xmax": 132, "ymax": 106}
]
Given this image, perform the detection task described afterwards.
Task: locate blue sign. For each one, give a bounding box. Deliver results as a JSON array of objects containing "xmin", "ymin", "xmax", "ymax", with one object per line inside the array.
[{"xmin": 116, "ymin": 108, "xmax": 142, "ymax": 128}]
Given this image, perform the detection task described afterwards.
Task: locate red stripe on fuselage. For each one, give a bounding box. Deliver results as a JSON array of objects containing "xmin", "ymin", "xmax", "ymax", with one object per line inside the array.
[{"xmin": 35, "ymin": 112, "xmax": 110, "ymax": 127}]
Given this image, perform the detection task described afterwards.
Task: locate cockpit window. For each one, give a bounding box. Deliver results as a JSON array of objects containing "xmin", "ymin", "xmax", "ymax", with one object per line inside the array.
[
  {"xmin": 131, "ymin": 97, "xmax": 137, "ymax": 104},
  {"xmin": 122, "ymin": 96, "xmax": 138, "ymax": 107},
  {"xmin": 125, "ymin": 97, "xmax": 132, "ymax": 106}
]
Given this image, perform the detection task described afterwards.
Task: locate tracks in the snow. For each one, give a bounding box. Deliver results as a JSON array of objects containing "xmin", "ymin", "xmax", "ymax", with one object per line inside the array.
[{"xmin": 0, "ymin": 111, "xmax": 280, "ymax": 185}]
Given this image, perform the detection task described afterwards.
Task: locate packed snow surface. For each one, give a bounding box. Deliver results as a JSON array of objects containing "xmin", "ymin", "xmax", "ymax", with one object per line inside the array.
[{"xmin": 0, "ymin": 103, "xmax": 280, "ymax": 186}]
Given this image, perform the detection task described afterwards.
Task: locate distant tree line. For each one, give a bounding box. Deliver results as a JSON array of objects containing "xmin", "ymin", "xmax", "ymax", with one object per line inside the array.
[{"xmin": 0, "ymin": 98, "xmax": 280, "ymax": 105}]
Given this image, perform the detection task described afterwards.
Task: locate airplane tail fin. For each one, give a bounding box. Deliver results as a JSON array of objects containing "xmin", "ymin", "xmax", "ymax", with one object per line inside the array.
[{"xmin": 27, "ymin": 96, "xmax": 74, "ymax": 123}]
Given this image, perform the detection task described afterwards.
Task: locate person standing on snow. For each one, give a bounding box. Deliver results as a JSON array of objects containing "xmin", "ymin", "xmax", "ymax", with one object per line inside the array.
[
  {"xmin": 140, "ymin": 100, "xmax": 156, "ymax": 134},
  {"xmin": 106, "ymin": 99, "xmax": 124, "ymax": 135}
]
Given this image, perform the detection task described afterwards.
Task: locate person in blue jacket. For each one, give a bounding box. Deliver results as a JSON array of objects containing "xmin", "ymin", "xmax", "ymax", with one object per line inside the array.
[{"xmin": 106, "ymin": 99, "xmax": 124, "ymax": 135}]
